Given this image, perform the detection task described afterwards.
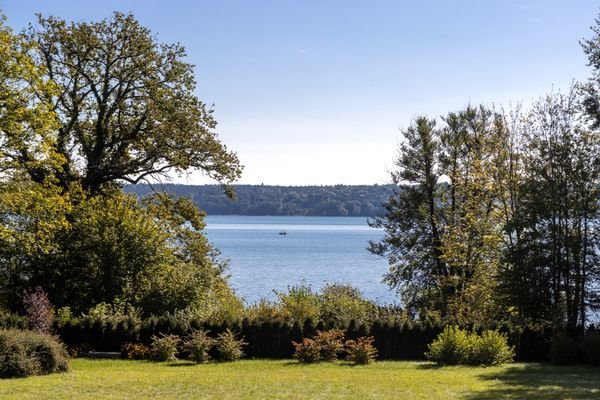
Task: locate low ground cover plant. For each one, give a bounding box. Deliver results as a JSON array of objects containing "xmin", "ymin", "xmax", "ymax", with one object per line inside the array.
[
  {"xmin": 216, "ymin": 329, "xmax": 246, "ymax": 361},
  {"xmin": 315, "ymin": 329, "xmax": 345, "ymax": 361},
  {"xmin": 0, "ymin": 329, "xmax": 69, "ymax": 378},
  {"xmin": 345, "ymin": 336, "xmax": 378, "ymax": 365},
  {"xmin": 426, "ymin": 326, "xmax": 514, "ymax": 366},
  {"xmin": 292, "ymin": 338, "xmax": 321, "ymax": 363},
  {"xmin": 121, "ymin": 342, "xmax": 150, "ymax": 360},
  {"xmin": 183, "ymin": 329, "xmax": 214, "ymax": 363},
  {"xmin": 293, "ymin": 329, "xmax": 377, "ymax": 364},
  {"xmin": 150, "ymin": 334, "xmax": 180, "ymax": 362}
]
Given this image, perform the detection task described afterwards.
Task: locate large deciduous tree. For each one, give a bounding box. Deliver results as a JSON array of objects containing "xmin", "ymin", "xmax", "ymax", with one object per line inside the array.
[
  {"xmin": 0, "ymin": 13, "xmax": 243, "ymax": 317},
  {"xmin": 15, "ymin": 12, "xmax": 241, "ymax": 194},
  {"xmin": 0, "ymin": 15, "xmax": 60, "ymax": 181}
]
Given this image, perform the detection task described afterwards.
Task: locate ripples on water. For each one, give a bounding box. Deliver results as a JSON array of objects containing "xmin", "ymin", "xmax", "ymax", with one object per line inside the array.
[{"xmin": 204, "ymin": 216, "xmax": 397, "ymax": 305}]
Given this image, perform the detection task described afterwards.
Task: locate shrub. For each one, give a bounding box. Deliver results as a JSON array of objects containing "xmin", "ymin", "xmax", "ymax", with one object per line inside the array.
[
  {"xmin": 548, "ymin": 332, "xmax": 579, "ymax": 365},
  {"xmin": 121, "ymin": 342, "xmax": 150, "ymax": 360},
  {"xmin": 216, "ymin": 329, "xmax": 246, "ymax": 361},
  {"xmin": 582, "ymin": 333, "xmax": 600, "ymax": 366},
  {"xmin": 319, "ymin": 284, "xmax": 375, "ymax": 328},
  {"xmin": 467, "ymin": 330, "xmax": 514, "ymax": 366},
  {"xmin": 0, "ymin": 312, "xmax": 29, "ymax": 330},
  {"xmin": 22, "ymin": 287, "xmax": 53, "ymax": 334},
  {"xmin": 426, "ymin": 326, "xmax": 471, "ymax": 365},
  {"xmin": 292, "ymin": 338, "xmax": 321, "ymax": 363},
  {"xmin": 68, "ymin": 343, "xmax": 93, "ymax": 358},
  {"xmin": 276, "ymin": 283, "xmax": 321, "ymax": 325},
  {"xmin": 0, "ymin": 329, "xmax": 69, "ymax": 378},
  {"xmin": 315, "ymin": 329, "xmax": 345, "ymax": 361},
  {"xmin": 426, "ymin": 326, "xmax": 513, "ymax": 366},
  {"xmin": 183, "ymin": 329, "xmax": 214, "ymax": 363},
  {"xmin": 150, "ymin": 334, "xmax": 180, "ymax": 362},
  {"xmin": 345, "ymin": 336, "xmax": 378, "ymax": 365}
]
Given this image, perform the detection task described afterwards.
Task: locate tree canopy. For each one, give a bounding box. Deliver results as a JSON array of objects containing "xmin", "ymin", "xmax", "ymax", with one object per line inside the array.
[
  {"xmin": 6, "ymin": 12, "xmax": 241, "ymax": 194},
  {"xmin": 0, "ymin": 13, "xmax": 242, "ymax": 317}
]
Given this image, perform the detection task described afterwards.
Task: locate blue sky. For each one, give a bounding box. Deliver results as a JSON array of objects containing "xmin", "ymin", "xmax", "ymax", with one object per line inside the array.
[{"xmin": 1, "ymin": 1, "xmax": 597, "ymax": 185}]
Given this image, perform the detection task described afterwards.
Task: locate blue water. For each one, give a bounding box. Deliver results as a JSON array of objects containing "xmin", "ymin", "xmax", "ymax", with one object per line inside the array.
[{"xmin": 204, "ymin": 216, "xmax": 396, "ymax": 305}]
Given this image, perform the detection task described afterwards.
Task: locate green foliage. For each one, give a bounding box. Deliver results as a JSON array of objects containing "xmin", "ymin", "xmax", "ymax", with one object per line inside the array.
[
  {"xmin": 121, "ymin": 342, "xmax": 150, "ymax": 360},
  {"xmin": 150, "ymin": 334, "xmax": 180, "ymax": 362},
  {"xmin": 0, "ymin": 329, "xmax": 69, "ymax": 378},
  {"xmin": 0, "ymin": 312, "xmax": 28, "ymax": 330},
  {"xmin": 21, "ymin": 12, "xmax": 241, "ymax": 193},
  {"xmin": 127, "ymin": 184, "xmax": 394, "ymax": 217},
  {"xmin": 426, "ymin": 326, "xmax": 471, "ymax": 365},
  {"xmin": 315, "ymin": 329, "xmax": 345, "ymax": 362},
  {"xmin": 276, "ymin": 283, "xmax": 321, "ymax": 325},
  {"xmin": 0, "ymin": 14, "xmax": 61, "ymax": 182},
  {"xmin": 581, "ymin": 334, "xmax": 600, "ymax": 366},
  {"xmin": 216, "ymin": 329, "xmax": 246, "ymax": 361},
  {"xmin": 292, "ymin": 338, "xmax": 321, "ymax": 363},
  {"xmin": 467, "ymin": 330, "xmax": 515, "ymax": 366},
  {"xmin": 0, "ymin": 12, "xmax": 242, "ymax": 322},
  {"xmin": 548, "ymin": 333, "xmax": 579, "ymax": 365},
  {"xmin": 345, "ymin": 336, "xmax": 378, "ymax": 365},
  {"xmin": 426, "ymin": 326, "xmax": 513, "ymax": 366},
  {"xmin": 183, "ymin": 330, "xmax": 214, "ymax": 363},
  {"xmin": 319, "ymin": 284, "xmax": 375, "ymax": 328},
  {"xmin": 54, "ymin": 307, "xmax": 73, "ymax": 326}
]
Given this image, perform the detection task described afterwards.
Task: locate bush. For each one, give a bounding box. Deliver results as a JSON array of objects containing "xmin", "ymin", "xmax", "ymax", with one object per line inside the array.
[
  {"xmin": 150, "ymin": 334, "xmax": 180, "ymax": 362},
  {"xmin": 183, "ymin": 329, "xmax": 214, "ymax": 363},
  {"xmin": 315, "ymin": 329, "xmax": 345, "ymax": 361},
  {"xmin": 0, "ymin": 329, "xmax": 69, "ymax": 378},
  {"xmin": 292, "ymin": 338, "xmax": 321, "ymax": 363},
  {"xmin": 345, "ymin": 336, "xmax": 378, "ymax": 365},
  {"xmin": 426, "ymin": 326, "xmax": 471, "ymax": 365},
  {"xmin": 582, "ymin": 333, "xmax": 600, "ymax": 366},
  {"xmin": 216, "ymin": 329, "xmax": 246, "ymax": 361},
  {"xmin": 467, "ymin": 330, "xmax": 514, "ymax": 366},
  {"xmin": 426, "ymin": 326, "xmax": 513, "ymax": 366},
  {"xmin": 0, "ymin": 312, "xmax": 29, "ymax": 330},
  {"xmin": 22, "ymin": 287, "xmax": 53, "ymax": 334},
  {"xmin": 121, "ymin": 342, "xmax": 150, "ymax": 360},
  {"xmin": 548, "ymin": 332, "xmax": 579, "ymax": 365}
]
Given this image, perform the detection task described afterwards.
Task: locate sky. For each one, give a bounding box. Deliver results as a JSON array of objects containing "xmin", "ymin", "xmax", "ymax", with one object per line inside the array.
[{"xmin": 1, "ymin": 1, "xmax": 598, "ymax": 185}]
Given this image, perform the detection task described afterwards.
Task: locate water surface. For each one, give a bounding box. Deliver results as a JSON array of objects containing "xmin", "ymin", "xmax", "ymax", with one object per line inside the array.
[{"xmin": 204, "ymin": 216, "xmax": 396, "ymax": 304}]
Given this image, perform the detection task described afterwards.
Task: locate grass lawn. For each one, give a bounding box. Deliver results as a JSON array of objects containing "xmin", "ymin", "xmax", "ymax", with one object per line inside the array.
[{"xmin": 1, "ymin": 359, "xmax": 599, "ymax": 399}]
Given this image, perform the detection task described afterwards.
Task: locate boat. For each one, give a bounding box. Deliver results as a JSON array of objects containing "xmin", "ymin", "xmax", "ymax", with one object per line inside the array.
[{"xmin": 278, "ymin": 231, "xmax": 287, "ymax": 235}]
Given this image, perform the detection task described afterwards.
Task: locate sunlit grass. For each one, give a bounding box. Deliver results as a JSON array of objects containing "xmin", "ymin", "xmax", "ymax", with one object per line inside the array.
[{"xmin": 0, "ymin": 359, "xmax": 599, "ymax": 399}]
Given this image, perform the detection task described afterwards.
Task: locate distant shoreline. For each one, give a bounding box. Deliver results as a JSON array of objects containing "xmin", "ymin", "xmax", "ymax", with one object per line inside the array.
[{"xmin": 125, "ymin": 183, "xmax": 395, "ymax": 217}]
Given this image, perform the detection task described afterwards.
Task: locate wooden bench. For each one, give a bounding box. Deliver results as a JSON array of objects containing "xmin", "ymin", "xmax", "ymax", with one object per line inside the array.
[{"xmin": 88, "ymin": 351, "xmax": 121, "ymax": 359}]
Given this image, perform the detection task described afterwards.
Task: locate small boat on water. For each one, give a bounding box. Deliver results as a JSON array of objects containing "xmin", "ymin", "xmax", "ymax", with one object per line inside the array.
[{"xmin": 278, "ymin": 231, "xmax": 287, "ymax": 235}]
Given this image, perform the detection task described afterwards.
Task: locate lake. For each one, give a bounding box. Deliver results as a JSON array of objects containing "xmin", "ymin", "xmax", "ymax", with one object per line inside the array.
[{"xmin": 204, "ymin": 215, "xmax": 397, "ymax": 304}]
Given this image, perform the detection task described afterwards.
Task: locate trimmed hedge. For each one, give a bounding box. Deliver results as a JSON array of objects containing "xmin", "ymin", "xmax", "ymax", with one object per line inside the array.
[{"xmin": 45, "ymin": 316, "xmax": 574, "ymax": 362}]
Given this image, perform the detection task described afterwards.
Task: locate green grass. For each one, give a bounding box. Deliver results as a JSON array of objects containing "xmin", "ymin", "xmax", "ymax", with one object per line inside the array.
[{"xmin": 0, "ymin": 359, "xmax": 599, "ymax": 399}]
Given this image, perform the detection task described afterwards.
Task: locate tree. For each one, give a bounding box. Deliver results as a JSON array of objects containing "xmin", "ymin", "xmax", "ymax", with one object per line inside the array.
[
  {"xmin": 0, "ymin": 13, "xmax": 242, "ymax": 317},
  {"xmin": 369, "ymin": 116, "xmax": 448, "ymax": 315},
  {"xmin": 11, "ymin": 12, "xmax": 241, "ymax": 194},
  {"xmin": 438, "ymin": 106, "xmax": 507, "ymax": 323},
  {"xmin": 0, "ymin": 15, "xmax": 60, "ymax": 181},
  {"xmin": 501, "ymin": 89, "xmax": 600, "ymax": 327},
  {"xmin": 581, "ymin": 15, "xmax": 600, "ymax": 129},
  {"xmin": 370, "ymin": 108, "xmax": 510, "ymax": 323}
]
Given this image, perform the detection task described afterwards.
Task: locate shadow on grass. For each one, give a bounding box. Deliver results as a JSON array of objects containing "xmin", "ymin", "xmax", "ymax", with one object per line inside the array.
[
  {"xmin": 167, "ymin": 361, "xmax": 197, "ymax": 367},
  {"xmin": 415, "ymin": 362, "xmax": 445, "ymax": 370},
  {"xmin": 468, "ymin": 363, "xmax": 600, "ymax": 400}
]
